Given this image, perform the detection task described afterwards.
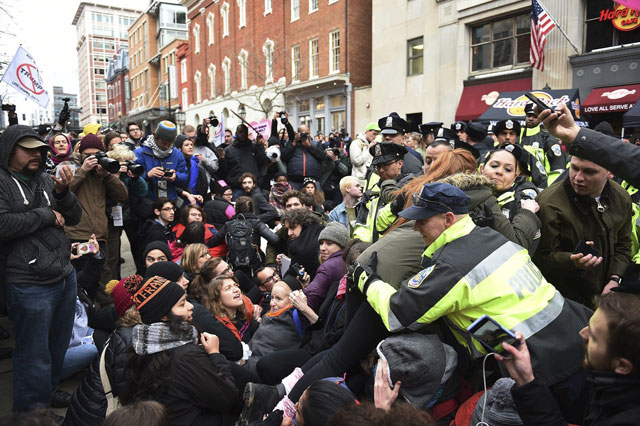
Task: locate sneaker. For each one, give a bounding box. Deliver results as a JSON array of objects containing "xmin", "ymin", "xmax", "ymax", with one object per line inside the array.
[
  {"xmin": 50, "ymin": 387, "xmax": 72, "ymax": 408},
  {"xmin": 238, "ymin": 382, "xmax": 284, "ymax": 425}
]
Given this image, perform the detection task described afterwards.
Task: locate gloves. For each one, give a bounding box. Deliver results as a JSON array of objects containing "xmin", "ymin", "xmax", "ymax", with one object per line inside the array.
[
  {"xmin": 350, "ymin": 251, "xmax": 380, "ymax": 296},
  {"xmin": 58, "ymin": 104, "xmax": 70, "ymax": 127},
  {"xmin": 389, "ymin": 192, "xmax": 407, "ymax": 216}
]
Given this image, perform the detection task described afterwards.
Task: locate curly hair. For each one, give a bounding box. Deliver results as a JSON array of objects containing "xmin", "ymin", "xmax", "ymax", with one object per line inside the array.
[
  {"xmin": 107, "ymin": 143, "xmax": 136, "ymax": 162},
  {"xmin": 239, "ymin": 172, "xmax": 257, "ymax": 187},
  {"xmin": 281, "ymin": 208, "xmax": 321, "ymax": 230},
  {"xmin": 188, "ymin": 257, "xmax": 225, "ymax": 303}
]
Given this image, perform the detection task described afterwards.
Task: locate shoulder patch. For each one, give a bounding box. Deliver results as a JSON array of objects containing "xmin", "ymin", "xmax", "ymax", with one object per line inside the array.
[
  {"xmin": 551, "ymin": 144, "xmax": 562, "ymax": 157},
  {"xmin": 407, "ymin": 265, "xmax": 435, "ymax": 289},
  {"xmin": 536, "ymin": 161, "xmax": 546, "ymax": 175},
  {"xmin": 532, "ymin": 142, "xmax": 540, "ymax": 149},
  {"xmin": 522, "ymin": 189, "xmax": 538, "ymax": 199}
]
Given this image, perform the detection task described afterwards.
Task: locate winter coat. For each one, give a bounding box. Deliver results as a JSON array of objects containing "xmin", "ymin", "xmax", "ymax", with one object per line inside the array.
[
  {"xmin": 216, "ymin": 295, "xmax": 257, "ymax": 343},
  {"xmin": 248, "ymin": 307, "xmax": 301, "ymax": 357},
  {"xmin": 190, "ymin": 301, "xmax": 243, "ymax": 361},
  {"xmin": 133, "ymin": 138, "xmax": 188, "ymax": 200},
  {"xmin": 439, "ymin": 173, "xmax": 542, "ymax": 251},
  {"xmin": 511, "ymin": 374, "xmax": 640, "ymax": 426},
  {"xmin": 63, "ymin": 327, "xmax": 133, "ymax": 426},
  {"xmin": 0, "ymin": 125, "xmax": 82, "ymax": 285},
  {"xmin": 61, "ymin": 151, "xmax": 128, "ymax": 241},
  {"xmin": 287, "ymin": 223, "xmax": 325, "ymax": 279},
  {"xmin": 138, "ymin": 219, "xmax": 172, "ymax": 251},
  {"xmin": 349, "ymin": 135, "xmax": 373, "ymax": 182},
  {"xmin": 300, "ymin": 280, "xmax": 347, "ymax": 355},
  {"xmin": 246, "ymin": 188, "xmax": 278, "ymax": 224},
  {"xmin": 304, "ymin": 250, "xmax": 346, "ymax": 310},
  {"xmin": 534, "ymin": 177, "xmax": 632, "ymax": 306},
  {"xmin": 280, "ymin": 139, "xmax": 327, "ymax": 181},
  {"xmin": 105, "ymin": 174, "xmax": 148, "ymax": 227},
  {"xmin": 203, "ymin": 196, "xmax": 235, "ymax": 230},
  {"xmin": 224, "ymin": 139, "xmax": 269, "ymax": 190}
]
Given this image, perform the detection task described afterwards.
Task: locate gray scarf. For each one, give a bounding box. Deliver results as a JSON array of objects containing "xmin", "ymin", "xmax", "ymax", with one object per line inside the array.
[
  {"xmin": 132, "ymin": 322, "xmax": 197, "ymax": 355},
  {"xmin": 143, "ymin": 135, "xmax": 173, "ymax": 159}
]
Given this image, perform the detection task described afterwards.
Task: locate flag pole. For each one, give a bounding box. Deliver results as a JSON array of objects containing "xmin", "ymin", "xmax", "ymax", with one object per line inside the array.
[{"xmin": 538, "ymin": 0, "xmax": 581, "ymax": 54}]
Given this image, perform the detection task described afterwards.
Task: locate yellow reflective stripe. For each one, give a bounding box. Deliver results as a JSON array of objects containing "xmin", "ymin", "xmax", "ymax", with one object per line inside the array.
[
  {"xmin": 511, "ymin": 291, "xmax": 564, "ymax": 337},
  {"xmin": 465, "ymin": 241, "xmax": 523, "ymax": 289},
  {"xmin": 496, "ymin": 191, "xmax": 515, "ymax": 208},
  {"xmin": 424, "ymin": 215, "xmax": 476, "ymax": 258},
  {"xmin": 375, "ymin": 204, "xmax": 396, "ymax": 232},
  {"xmin": 409, "ymin": 279, "xmax": 469, "ymax": 328},
  {"xmin": 365, "ymin": 280, "xmax": 400, "ymax": 331}
]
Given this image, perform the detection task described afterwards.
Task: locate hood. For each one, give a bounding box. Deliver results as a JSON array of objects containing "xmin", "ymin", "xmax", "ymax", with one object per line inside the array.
[
  {"xmin": 437, "ymin": 172, "xmax": 494, "ymax": 209},
  {"xmin": 0, "ymin": 125, "xmax": 48, "ymax": 171},
  {"xmin": 232, "ymin": 137, "xmax": 252, "ymax": 147}
]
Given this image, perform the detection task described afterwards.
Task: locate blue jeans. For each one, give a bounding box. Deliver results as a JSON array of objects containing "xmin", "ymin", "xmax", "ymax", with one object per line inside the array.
[
  {"xmin": 6, "ymin": 270, "xmax": 77, "ymax": 412},
  {"xmin": 61, "ymin": 340, "xmax": 98, "ymax": 381}
]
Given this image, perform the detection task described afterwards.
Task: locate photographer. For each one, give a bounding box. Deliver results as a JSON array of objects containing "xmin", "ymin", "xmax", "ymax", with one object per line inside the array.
[
  {"xmin": 270, "ymin": 111, "xmax": 295, "ymax": 145},
  {"xmin": 281, "ymin": 124, "xmax": 328, "ymax": 190},
  {"xmin": 62, "ymin": 134, "xmax": 128, "ymax": 300},
  {"xmin": 224, "ymin": 123, "xmax": 269, "ymax": 198}
]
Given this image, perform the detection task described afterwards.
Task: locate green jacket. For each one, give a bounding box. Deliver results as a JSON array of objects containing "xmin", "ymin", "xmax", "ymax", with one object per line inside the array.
[{"xmin": 534, "ymin": 178, "xmax": 632, "ymax": 307}]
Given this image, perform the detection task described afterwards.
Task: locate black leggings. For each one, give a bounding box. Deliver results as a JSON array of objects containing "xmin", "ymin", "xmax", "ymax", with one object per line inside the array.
[
  {"xmin": 287, "ymin": 300, "xmax": 389, "ymax": 402},
  {"xmin": 256, "ymin": 349, "xmax": 313, "ymax": 385}
]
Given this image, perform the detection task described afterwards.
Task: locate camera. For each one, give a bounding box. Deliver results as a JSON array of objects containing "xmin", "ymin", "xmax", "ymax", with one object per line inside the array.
[
  {"xmin": 91, "ymin": 152, "xmax": 120, "ymax": 174},
  {"xmin": 265, "ymin": 145, "xmax": 281, "ymax": 163},
  {"xmin": 279, "ymin": 110, "xmax": 288, "ymax": 125},
  {"xmin": 1, "ymin": 104, "xmax": 16, "ymax": 113},
  {"xmin": 208, "ymin": 114, "xmax": 219, "ymax": 127},
  {"xmin": 299, "ymin": 132, "xmax": 308, "ymax": 141},
  {"xmin": 162, "ymin": 168, "xmax": 174, "ymax": 178},
  {"xmin": 330, "ymin": 147, "xmax": 340, "ymax": 156},
  {"xmin": 124, "ymin": 160, "xmax": 144, "ymax": 176}
]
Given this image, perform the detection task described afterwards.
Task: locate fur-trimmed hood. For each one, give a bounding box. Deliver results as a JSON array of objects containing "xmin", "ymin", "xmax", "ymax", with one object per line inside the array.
[{"xmin": 437, "ymin": 172, "xmax": 494, "ymax": 209}]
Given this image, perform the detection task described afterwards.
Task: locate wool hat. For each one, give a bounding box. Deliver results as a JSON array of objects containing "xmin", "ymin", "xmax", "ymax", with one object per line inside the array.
[
  {"xmin": 174, "ymin": 134, "xmax": 189, "ymax": 149},
  {"xmin": 470, "ymin": 378, "xmax": 522, "ymax": 426},
  {"xmin": 318, "ymin": 222, "xmax": 349, "ymax": 249},
  {"xmin": 132, "ymin": 276, "xmax": 186, "ymax": 324},
  {"xmin": 399, "ymin": 182, "xmax": 470, "ymax": 220},
  {"xmin": 78, "ymin": 133, "xmax": 105, "ymax": 152},
  {"xmin": 144, "ymin": 261, "xmax": 185, "ymax": 283},
  {"xmin": 111, "ymin": 280, "xmax": 135, "ymax": 317},
  {"xmin": 155, "ymin": 120, "xmax": 177, "ymax": 143},
  {"xmin": 377, "ymin": 333, "xmax": 447, "ymax": 410},
  {"xmin": 143, "ymin": 241, "xmax": 172, "ymax": 262},
  {"xmin": 83, "ymin": 123, "xmax": 102, "ymax": 136},
  {"xmin": 365, "ymin": 122, "xmax": 381, "ymax": 132},
  {"xmin": 594, "ymin": 121, "xmax": 616, "ymax": 137}
]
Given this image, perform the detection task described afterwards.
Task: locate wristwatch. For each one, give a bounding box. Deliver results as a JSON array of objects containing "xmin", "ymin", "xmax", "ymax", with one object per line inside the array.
[{"xmin": 609, "ymin": 276, "xmax": 622, "ymax": 285}]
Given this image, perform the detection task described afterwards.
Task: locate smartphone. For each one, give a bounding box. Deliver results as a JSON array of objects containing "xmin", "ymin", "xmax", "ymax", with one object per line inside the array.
[
  {"xmin": 75, "ymin": 241, "xmax": 97, "ymax": 256},
  {"xmin": 524, "ymin": 92, "xmax": 552, "ymax": 113},
  {"xmin": 467, "ymin": 314, "xmax": 520, "ymax": 353},
  {"xmin": 573, "ymin": 240, "xmax": 599, "ymax": 257},
  {"xmin": 55, "ymin": 164, "xmax": 77, "ymax": 179},
  {"xmin": 291, "ymin": 262, "xmax": 305, "ymax": 277}
]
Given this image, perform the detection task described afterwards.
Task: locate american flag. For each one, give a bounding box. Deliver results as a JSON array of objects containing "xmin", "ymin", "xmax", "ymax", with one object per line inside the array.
[{"xmin": 530, "ymin": 0, "xmax": 556, "ymax": 71}]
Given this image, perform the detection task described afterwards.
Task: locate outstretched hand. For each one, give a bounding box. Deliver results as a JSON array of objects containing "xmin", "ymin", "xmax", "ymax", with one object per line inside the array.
[
  {"xmin": 536, "ymin": 103, "xmax": 580, "ymax": 144},
  {"xmin": 495, "ymin": 332, "xmax": 535, "ymax": 387}
]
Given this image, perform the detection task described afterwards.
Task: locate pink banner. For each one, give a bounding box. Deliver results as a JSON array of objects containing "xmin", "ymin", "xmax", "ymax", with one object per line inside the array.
[{"xmin": 249, "ymin": 118, "xmax": 272, "ymax": 140}]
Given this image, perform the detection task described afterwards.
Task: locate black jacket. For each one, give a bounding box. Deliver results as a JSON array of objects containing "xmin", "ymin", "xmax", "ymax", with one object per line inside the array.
[
  {"xmin": 204, "ymin": 195, "xmax": 234, "ymax": 230},
  {"xmin": 281, "ymin": 139, "xmax": 327, "ymax": 181},
  {"xmin": 138, "ymin": 218, "xmax": 171, "ymax": 251},
  {"xmin": 246, "ymin": 188, "xmax": 277, "ymax": 224},
  {"xmin": 287, "ymin": 223, "xmax": 324, "ymax": 278},
  {"xmin": 64, "ymin": 327, "xmax": 133, "ymax": 426},
  {"xmin": 512, "ymin": 373, "xmax": 640, "ymax": 426},
  {"xmin": 223, "ymin": 139, "xmax": 269, "ymax": 190},
  {"xmin": 190, "ymin": 301, "xmax": 243, "ymax": 361},
  {"xmin": 300, "ymin": 280, "xmax": 346, "ymax": 355}
]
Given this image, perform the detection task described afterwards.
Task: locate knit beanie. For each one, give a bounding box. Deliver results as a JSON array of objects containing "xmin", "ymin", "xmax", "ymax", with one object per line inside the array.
[
  {"xmin": 470, "ymin": 378, "xmax": 522, "ymax": 426},
  {"xmin": 174, "ymin": 134, "xmax": 189, "ymax": 150},
  {"xmin": 132, "ymin": 276, "xmax": 185, "ymax": 324},
  {"xmin": 155, "ymin": 120, "xmax": 177, "ymax": 143},
  {"xmin": 318, "ymin": 222, "xmax": 349, "ymax": 248},
  {"xmin": 143, "ymin": 241, "xmax": 172, "ymax": 262},
  {"xmin": 144, "ymin": 261, "xmax": 185, "ymax": 283},
  {"xmin": 83, "ymin": 123, "xmax": 102, "ymax": 136},
  {"xmin": 78, "ymin": 133, "xmax": 105, "ymax": 152},
  {"xmin": 108, "ymin": 274, "xmax": 144, "ymax": 317}
]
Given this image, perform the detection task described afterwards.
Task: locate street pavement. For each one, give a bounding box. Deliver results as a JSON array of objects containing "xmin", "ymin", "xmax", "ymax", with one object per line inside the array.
[{"xmin": 0, "ymin": 234, "xmax": 137, "ymax": 419}]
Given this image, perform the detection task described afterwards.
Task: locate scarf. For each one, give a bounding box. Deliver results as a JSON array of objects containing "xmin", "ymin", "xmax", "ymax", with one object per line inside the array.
[
  {"xmin": 132, "ymin": 322, "xmax": 197, "ymax": 355},
  {"xmin": 143, "ymin": 135, "xmax": 173, "ymax": 159},
  {"xmin": 48, "ymin": 134, "xmax": 72, "ymax": 165},
  {"xmin": 269, "ymin": 182, "xmax": 292, "ymax": 216}
]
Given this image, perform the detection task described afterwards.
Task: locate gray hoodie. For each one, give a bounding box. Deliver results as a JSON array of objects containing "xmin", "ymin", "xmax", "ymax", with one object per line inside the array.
[{"xmin": 0, "ymin": 125, "xmax": 82, "ymax": 285}]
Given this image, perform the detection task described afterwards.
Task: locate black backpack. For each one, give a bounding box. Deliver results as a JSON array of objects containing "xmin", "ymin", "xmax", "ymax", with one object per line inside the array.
[{"xmin": 225, "ymin": 214, "xmax": 257, "ymax": 269}]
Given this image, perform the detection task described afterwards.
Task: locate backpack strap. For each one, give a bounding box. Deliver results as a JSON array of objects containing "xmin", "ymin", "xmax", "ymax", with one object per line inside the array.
[
  {"xmin": 100, "ymin": 339, "xmax": 120, "ymax": 415},
  {"xmin": 292, "ymin": 309, "xmax": 304, "ymax": 337}
]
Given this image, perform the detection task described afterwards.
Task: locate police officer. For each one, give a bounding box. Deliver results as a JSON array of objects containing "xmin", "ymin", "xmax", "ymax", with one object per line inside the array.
[
  {"xmin": 520, "ymin": 103, "xmax": 567, "ymax": 185},
  {"xmin": 419, "ymin": 121, "xmax": 444, "ymax": 146},
  {"xmin": 378, "ymin": 113, "xmax": 423, "ymax": 176},
  {"xmin": 451, "ymin": 121, "xmax": 468, "ymax": 142},
  {"xmin": 464, "ymin": 122, "xmax": 490, "ymax": 158},
  {"xmin": 352, "ymin": 182, "xmax": 591, "ymax": 390}
]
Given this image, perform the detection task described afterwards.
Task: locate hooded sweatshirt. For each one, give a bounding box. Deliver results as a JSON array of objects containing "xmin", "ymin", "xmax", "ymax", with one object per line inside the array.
[{"xmin": 0, "ymin": 125, "xmax": 82, "ymax": 285}]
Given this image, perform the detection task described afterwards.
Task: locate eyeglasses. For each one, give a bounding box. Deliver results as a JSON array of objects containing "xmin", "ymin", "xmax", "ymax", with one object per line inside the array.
[
  {"xmin": 412, "ymin": 193, "xmax": 452, "ymax": 212},
  {"xmin": 161, "ymin": 206, "xmax": 177, "ymax": 212},
  {"xmin": 223, "ymin": 192, "xmax": 233, "ymax": 197},
  {"xmin": 261, "ymin": 271, "xmax": 279, "ymax": 286}
]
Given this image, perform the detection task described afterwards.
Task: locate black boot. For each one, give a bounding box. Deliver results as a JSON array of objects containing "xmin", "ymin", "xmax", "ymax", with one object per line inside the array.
[{"xmin": 238, "ymin": 382, "xmax": 285, "ymax": 425}]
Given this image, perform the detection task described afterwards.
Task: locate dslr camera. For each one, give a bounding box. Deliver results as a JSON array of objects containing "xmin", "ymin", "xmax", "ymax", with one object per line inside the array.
[
  {"xmin": 299, "ymin": 132, "xmax": 308, "ymax": 142},
  {"xmin": 90, "ymin": 152, "xmax": 120, "ymax": 174},
  {"xmin": 124, "ymin": 160, "xmax": 144, "ymax": 176},
  {"xmin": 208, "ymin": 114, "xmax": 219, "ymax": 127},
  {"xmin": 279, "ymin": 110, "xmax": 288, "ymax": 125},
  {"xmin": 162, "ymin": 168, "xmax": 175, "ymax": 178}
]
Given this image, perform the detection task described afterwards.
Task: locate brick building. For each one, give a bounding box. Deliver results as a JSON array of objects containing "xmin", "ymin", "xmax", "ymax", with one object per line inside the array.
[
  {"xmin": 182, "ymin": 0, "xmax": 372, "ymax": 135},
  {"xmin": 105, "ymin": 47, "xmax": 130, "ymax": 130}
]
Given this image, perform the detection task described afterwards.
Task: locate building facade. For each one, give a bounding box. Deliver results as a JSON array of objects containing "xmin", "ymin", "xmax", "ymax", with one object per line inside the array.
[
  {"xmin": 106, "ymin": 47, "xmax": 130, "ymax": 130},
  {"xmin": 52, "ymin": 86, "xmax": 81, "ymax": 130},
  {"xmin": 355, "ymin": 0, "xmax": 640, "ymax": 134},
  {"xmin": 182, "ymin": 0, "xmax": 372, "ymax": 136},
  {"xmin": 72, "ymin": 2, "xmax": 141, "ymax": 127}
]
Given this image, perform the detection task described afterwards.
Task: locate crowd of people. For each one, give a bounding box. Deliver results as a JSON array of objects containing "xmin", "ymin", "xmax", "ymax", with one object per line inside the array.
[{"xmin": 0, "ymin": 101, "xmax": 640, "ymax": 426}]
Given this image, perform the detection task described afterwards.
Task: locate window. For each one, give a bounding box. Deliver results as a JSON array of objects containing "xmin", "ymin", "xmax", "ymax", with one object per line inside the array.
[
  {"xmin": 265, "ymin": 0, "xmax": 272, "ymax": 14},
  {"xmin": 407, "ymin": 37, "xmax": 423, "ymax": 76},
  {"xmin": 309, "ymin": 38, "xmax": 319, "ymax": 78},
  {"xmin": 329, "ymin": 30, "xmax": 340, "ymax": 73},
  {"xmin": 584, "ymin": 0, "xmax": 640, "ymax": 52},
  {"xmin": 222, "ymin": 57, "xmax": 231, "ymax": 93},
  {"xmin": 207, "ymin": 13, "xmax": 215, "ymax": 45},
  {"xmin": 291, "ymin": 0, "xmax": 300, "ymax": 21},
  {"xmin": 238, "ymin": 49, "xmax": 248, "ymax": 89},
  {"xmin": 263, "ymin": 39, "xmax": 274, "ymax": 83},
  {"xmin": 193, "ymin": 24, "xmax": 200, "ymax": 54},
  {"xmin": 237, "ymin": 0, "xmax": 247, "ymax": 28},
  {"xmin": 182, "ymin": 87, "xmax": 189, "ymax": 108},
  {"xmin": 221, "ymin": 2, "xmax": 230, "ymax": 37},
  {"xmin": 470, "ymin": 14, "xmax": 530, "ymax": 73},
  {"xmin": 181, "ymin": 59, "xmax": 187, "ymax": 83},
  {"xmin": 309, "ymin": 0, "xmax": 319, "ymax": 13},
  {"xmin": 194, "ymin": 70, "xmax": 202, "ymax": 103},
  {"xmin": 208, "ymin": 64, "xmax": 216, "ymax": 98},
  {"xmin": 291, "ymin": 45, "xmax": 300, "ymax": 81}
]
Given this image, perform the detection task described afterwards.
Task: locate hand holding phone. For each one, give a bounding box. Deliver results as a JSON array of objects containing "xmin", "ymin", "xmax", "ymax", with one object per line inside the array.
[
  {"xmin": 524, "ymin": 92, "xmax": 551, "ymax": 114},
  {"xmin": 467, "ymin": 314, "xmax": 520, "ymax": 353},
  {"xmin": 573, "ymin": 240, "xmax": 599, "ymax": 257},
  {"xmin": 571, "ymin": 240, "xmax": 602, "ymax": 269}
]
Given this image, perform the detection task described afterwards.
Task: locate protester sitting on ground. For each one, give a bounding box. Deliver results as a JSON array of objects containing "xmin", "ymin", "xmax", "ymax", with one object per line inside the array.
[
  {"xmin": 302, "ymin": 177, "xmax": 326, "ymax": 213},
  {"xmin": 143, "ymin": 261, "xmax": 190, "ymax": 292},
  {"xmin": 240, "ymin": 172, "xmax": 278, "ymax": 224},
  {"xmin": 180, "ymin": 243, "xmax": 211, "ymax": 280},
  {"xmin": 63, "ymin": 281, "xmax": 143, "ymax": 426},
  {"xmin": 203, "ymin": 185, "xmax": 235, "ymax": 230},
  {"xmin": 138, "ymin": 197, "xmax": 175, "ymax": 265},
  {"xmin": 328, "ymin": 176, "xmax": 363, "ymax": 236},
  {"xmin": 103, "ymin": 401, "xmax": 170, "ymax": 426},
  {"xmin": 269, "ymin": 172, "xmax": 292, "ymax": 217},
  {"xmin": 279, "ymin": 208, "xmax": 325, "ymax": 279},
  {"xmin": 252, "ymin": 266, "xmax": 282, "ymax": 311},
  {"xmin": 121, "ymin": 276, "xmax": 238, "ymax": 425},
  {"xmin": 60, "ymin": 296, "xmax": 98, "ymax": 382}
]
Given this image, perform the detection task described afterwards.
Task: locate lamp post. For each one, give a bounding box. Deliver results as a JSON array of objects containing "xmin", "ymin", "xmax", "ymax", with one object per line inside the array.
[
  {"xmin": 175, "ymin": 107, "xmax": 186, "ymax": 133},
  {"xmin": 238, "ymin": 103, "xmax": 246, "ymax": 120}
]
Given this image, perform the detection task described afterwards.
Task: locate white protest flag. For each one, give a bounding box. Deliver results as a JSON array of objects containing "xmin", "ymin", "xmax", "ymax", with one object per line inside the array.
[
  {"xmin": 0, "ymin": 46, "xmax": 50, "ymax": 108},
  {"xmin": 213, "ymin": 114, "xmax": 226, "ymax": 147}
]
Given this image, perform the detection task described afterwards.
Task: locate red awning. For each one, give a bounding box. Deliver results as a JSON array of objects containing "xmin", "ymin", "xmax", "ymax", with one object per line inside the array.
[
  {"xmin": 455, "ymin": 77, "xmax": 532, "ymax": 122},
  {"xmin": 582, "ymin": 84, "xmax": 640, "ymax": 114}
]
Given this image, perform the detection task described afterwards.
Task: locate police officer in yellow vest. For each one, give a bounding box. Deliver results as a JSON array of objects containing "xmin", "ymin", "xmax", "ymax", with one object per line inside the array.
[
  {"xmin": 352, "ymin": 142, "xmax": 406, "ymax": 243},
  {"xmin": 351, "ymin": 182, "xmax": 591, "ymax": 388},
  {"xmin": 520, "ymin": 103, "xmax": 567, "ymax": 186}
]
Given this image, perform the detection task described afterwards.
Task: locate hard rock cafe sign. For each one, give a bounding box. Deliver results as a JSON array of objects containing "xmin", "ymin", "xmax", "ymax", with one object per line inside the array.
[{"xmin": 599, "ymin": 2, "xmax": 640, "ymax": 31}]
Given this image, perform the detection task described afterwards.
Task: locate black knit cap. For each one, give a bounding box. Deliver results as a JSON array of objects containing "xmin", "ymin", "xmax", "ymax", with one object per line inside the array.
[
  {"xmin": 132, "ymin": 276, "xmax": 186, "ymax": 324},
  {"xmin": 144, "ymin": 261, "xmax": 185, "ymax": 283},
  {"xmin": 143, "ymin": 241, "xmax": 172, "ymax": 261}
]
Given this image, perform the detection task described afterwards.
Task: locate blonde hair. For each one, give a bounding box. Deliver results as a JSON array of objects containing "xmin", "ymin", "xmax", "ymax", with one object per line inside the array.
[
  {"xmin": 118, "ymin": 305, "xmax": 142, "ymax": 327},
  {"xmin": 204, "ymin": 275, "xmax": 247, "ymax": 320},
  {"xmin": 339, "ymin": 176, "xmax": 359, "ymax": 196},
  {"xmin": 108, "ymin": 144, "xmax": 136, "ymax": 161},
  {"xmin": 272, "ymin": 281, "xmax": 292, "ymax": 296},
  {"xmin": 181, "ymin": 243, "xmax": 209, "ymax": 274}
]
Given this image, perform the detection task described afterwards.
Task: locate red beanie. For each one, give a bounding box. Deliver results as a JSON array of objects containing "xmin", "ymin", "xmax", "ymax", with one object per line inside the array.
[
  {"xmin": 79, "ymin": 133, "xmax": 105, "ymax": 152},
  {"xmin": 112, "ymin": 279, "xmax": 135, "ymax": 317}
]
